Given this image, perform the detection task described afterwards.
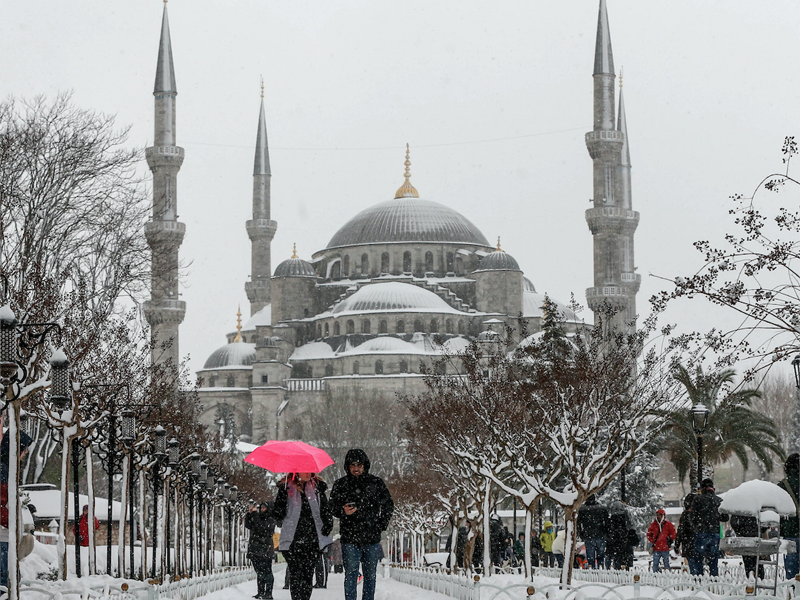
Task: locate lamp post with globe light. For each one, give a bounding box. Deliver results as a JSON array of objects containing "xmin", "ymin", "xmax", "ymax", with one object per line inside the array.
[{"xmin": 691, "ymin": 402, "xmax": 710, "ymax": 490}]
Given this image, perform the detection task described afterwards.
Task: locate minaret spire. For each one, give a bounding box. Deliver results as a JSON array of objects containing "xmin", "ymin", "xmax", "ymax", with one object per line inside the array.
[
  {"xmin": 394, "ymin": 143, "xmax": 420, "ymax": 199},
  {"xmin": 143, "ymin": 2, "xmax": 186, "ymax": 370},
  {"xmin": 245, "ymin": 81, "xmax": 278, "ymax": 316},
  {"xmin": 584, "ymin": 0, "xmax": 639, "ymax": 331}
]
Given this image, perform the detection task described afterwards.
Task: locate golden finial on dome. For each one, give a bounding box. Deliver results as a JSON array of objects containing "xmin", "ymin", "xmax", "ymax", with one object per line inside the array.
[
  {"xmin": 619, "ymin": 66, "xmax": 623, "ymax": 90},
  {"xmin": 394, "ymin": 143, "xmax": 420, "ymax": 199},
  {"xmin": 291, "ymin": 243, "xmax": 298, "ymax": 259},
  {"xmin": 260, "ymin": 75, "xmax": 264, "ymax": 99},
  {"xmin": 497, "ymin": 236, "xmax": 503, "ymax": 252},
  {"xmin": 234, "ymin": 306, "xmax": 242, "ymax": 342}
]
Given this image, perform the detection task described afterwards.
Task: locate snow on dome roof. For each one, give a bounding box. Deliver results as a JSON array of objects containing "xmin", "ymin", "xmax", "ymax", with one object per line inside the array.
[
  {"xmin": 203, "ymin": 342, "xmax": 256, "ymax": 369},
  {"xmin": 326, "ymin": 198, "xmax": 490, "ymax": 249},
  {"xmin": 440, "ymin": 336, "xmax": 471, "ymax": 354},
  {"xmin": 290, "ymin": 341, "xmax": 336, "ymax": 360},
  {"xmin": 331, "ymin": 282, "xmax": 467, "ymax": 316},
  {"xmin": 475, "ymin": 250, "xmax": 521, "ymax": 272},
  {"xmin": 523, "ymin": 277, "xmax": 537, "ymax": 293},
  {"xmin": 719, "ymin": 480, "xmax": 797, "ymax": 517},
  {"xmin": 242, "ymin": 305, "xmax": 271, "ymax": 330},
  {"xmin": 523, "ymin": 292, "xmax": 580, "ymax": 323},
  {"xmin": 274, "ymin": 257, "xmax": 316, "ymax": 278},
  {"xmin": 341, "ymin": 336, "xmax": 426, "ymax": 356}
]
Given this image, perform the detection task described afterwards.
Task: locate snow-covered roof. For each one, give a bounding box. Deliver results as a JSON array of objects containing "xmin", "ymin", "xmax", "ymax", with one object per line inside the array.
[
  {"xmin": 522, "ymin": 291, "xmax": 580, "ymax": 323},
  {"xmin": 242, "ymin": 305, "xmax": 271, "ymax": 330},
  {"xmin": 340, "ymin": 336, "xmax": 426, "ymax": 356},
  {"xmin": 23, "ymin": 489, "xmax": 122, "ymax": 521},
  {"xmin": 290, "ymin": 341, "xmax": 336, "ymax": 360},
  {"xmin": 327, "ymin": 282, "xmax": 469, "ymax": 316},
  {"xmin": 719, "ymin": 480, "xmax": 796, "ymax": 516},
  {"xmin": 439, "ymin": 336, "xmax": 471, "ymax": 354}
]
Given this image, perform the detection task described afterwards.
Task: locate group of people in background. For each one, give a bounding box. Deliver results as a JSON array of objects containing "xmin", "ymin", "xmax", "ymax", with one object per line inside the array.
[
  {"xmin": 244, "ymin": 449, "xmax": 394, "ymax": 600},
  {"xmin": 449, "ymin": 452, "xmax": 799, "ymax": 580}
]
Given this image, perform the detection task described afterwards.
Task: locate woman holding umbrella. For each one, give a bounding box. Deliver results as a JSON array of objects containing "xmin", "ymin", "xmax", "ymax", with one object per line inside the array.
[{"xmin": 273, "ymin": 473, "xmax": 333, "ymax": 600}]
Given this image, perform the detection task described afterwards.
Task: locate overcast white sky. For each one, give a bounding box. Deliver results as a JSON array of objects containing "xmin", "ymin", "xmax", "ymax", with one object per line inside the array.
[{"xmin": 4, "ymin": 1, "xmax": 800, "ymax": 375}]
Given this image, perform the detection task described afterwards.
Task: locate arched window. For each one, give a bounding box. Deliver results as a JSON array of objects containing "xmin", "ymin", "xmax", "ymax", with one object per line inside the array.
[
  {"xmin": 353, "ymin": 361, "xmax": 360, "ymax": 375},
  {"xmin": 425, "ymin": 251, "xmax": 434, "ymax": 273},
  {"xmin": 403, "ymin": 251, "xmax": 412, "ymax": 273},
  {"xmin": 324, "ymin": 323, "xmax": 330, "ymax": 337},
  {"xmin": 331, "ymin": 261, "xmax": 341, "ymax": 280},
  {"xmin": 458, "ymin": 320, "xmax": 465, "ymax": 334},
  {"xmin": 446, "ymin": 319, "xmax": 453, "ymax": 334},
  {"xmin": 396, "ymin": 320, "xmax": 405, "ymax": 334},
  {"xmin": 346, "ymin": 320, "xmax": 355, "ymax": 334},
  {"xmin": 343, "ymin": 255, "xmax": 350, "ymax": 277},
  {"xmin": 241, "ymin": 335, "xmax": 247, "ymax": 343},
  {"xmin": 304, "ymin": 308, "xmax": 309, "ymax": 318},
  {"xmin": 226, "ymin": 375, "xmax": 235, "ymax": 387},
  {"xmin": 362, "ymin": 319, "xmax": 371, "ymax": 334},
  {"xmin": 430, "ymin": 319, "xmax": 439, "ymax": 333},
  {"xmin": 334, "ymin": 322, "xmax": 341, "ymax": 336},
  {"xmin": 414, "ymin": 319, "xmax": 423, "ymax": 332},
  {"xmin": 316, "ymin": 324, "xmax": 321, "ymax": 338},
  {"xmin": 399, "ymin": 360, "xmax": 408, "ymax": 373},
  {"xmin": 361, "ymin": 253, "xmax": 369, "ymax": 276},
  {"xmin": 325, "ymin": 364, "xmax": 334, "ymax": 377},
  {"xmin": 379, "ymin": 320, "xmax": 388, "ymax": 334},
  {"xmin": 455, "ymin": 256, "xmax": 464, "ymax": 275},
  {"xmin": 381, "ymin": 252, "xmax": 390, "ymax": 273},
  {"xmin": 247, "ymin": 375, "xmax": 253, "ymax": 387},
  {"xmin": 446, "ymin": 252, "xmax": 454, "ymax": 272},
  {"xmin": 375, "ymin": 360, "xmax": 384, "ymax": 374}
]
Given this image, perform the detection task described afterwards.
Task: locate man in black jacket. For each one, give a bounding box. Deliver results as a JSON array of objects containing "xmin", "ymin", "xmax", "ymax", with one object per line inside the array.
[
  {"xmin": 330, "ymin": 449, "xmax": 394, "ymax": 600},
  {"xmin": 577, "ymin": 495, "xmax": 610, "ymax": 569},
  {"xmin": 245, "ymin": 502, "xmax": 277, "ymax": 599},
  {"xmin": 690, "ymin": 478, "xmax": 728, "ymax": 576},
  {"xmin": 778, "ymin": 453, "xmax": 799, "ymax": 579}
]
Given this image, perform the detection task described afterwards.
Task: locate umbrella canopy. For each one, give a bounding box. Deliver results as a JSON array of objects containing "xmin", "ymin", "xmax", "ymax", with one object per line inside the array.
[{"xmin": 244, "ymin": 440, "xmax": 334, "ymax": 474}]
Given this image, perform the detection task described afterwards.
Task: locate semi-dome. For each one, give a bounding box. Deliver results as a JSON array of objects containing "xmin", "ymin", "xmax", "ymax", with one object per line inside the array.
[
  {"xmin": 203, "ymin": 342, "xmax": 256, "ymax": 369},
  {"xmin": 274, "ymin": 257, "xmax": 316, "ymax": 278},
  {"xmin": 326, "ymin": 198, "xmax": 490, "ymax": 249},
  {"xmin": 475, "ymin": 250, "xmax": 521, "ymax": 272},
  {"xmin": 243, "ymin": 305, "xmax": 271, "ymax": 330},
  {"xmin": 523, "ymin": 277, "xmax": 537, "ymax": 293},
  {"xmin": 342, "ymin": 337, "xmax": 426, "ymax": 355},
  {"xmin": 330, "ymin": 282, "xmax": 466, "ymax": 315}
]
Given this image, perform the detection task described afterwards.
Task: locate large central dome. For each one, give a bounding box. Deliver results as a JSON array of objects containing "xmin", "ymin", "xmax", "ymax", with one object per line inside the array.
[{"xmin": 326, "ymin": 198, "xmax": 490, "ymax": 249}]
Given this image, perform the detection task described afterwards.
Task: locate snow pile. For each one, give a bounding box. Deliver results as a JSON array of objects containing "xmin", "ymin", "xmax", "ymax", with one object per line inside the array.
[
  {"xmin": 719, "ymin": 479, "xmax": 796, "ymax": 516},
  {"xmin": 20, "ymin": 539, "xmax": 58, "ymax": 580}
]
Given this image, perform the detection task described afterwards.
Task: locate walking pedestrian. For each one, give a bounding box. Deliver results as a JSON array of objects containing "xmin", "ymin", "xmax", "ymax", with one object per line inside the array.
[
  {"xmin": 273, "ymin": 473, "xmax": 333, "ymax": 600},
  {"xmin": 330, "ymin": 538, "xmax": 343, "ymax": 573},
  {"xmin": 778, "ymin": 452, "xmax": 799, "ymax": 580},
  {"xmin": 330, "ymin": 449, "xmax": 394, "ymax": 600},
  {"xmin": 729, "ymin": 513, "xmax": 765, "ymax": 580},
  {"xmin": 539, "ymin": 521, "xmax": 556, "ymax": 567},
  {"xmin": 646, "ymin": 509, "xmax": 676, "ymax": 572},
  {"xmin": 690, "ymin": 478, "xmax": 728, "ymax": 576},
  {"xmin": 606, "ymin": 501, "xmax": 635, "ymax": 570},
  {"xmin": 529, "ymin": 528, "xmax": 541, "ymax": 567},
  {"xmin": 577, "ymin": 495, "xmax": 610, "ymax": 569},
  {"xmin": 245, "ymin": 502, "xmax": 277, "ymax": 599},
  {"xmin": 675, "ymin": 494, "xmax": 697, "ymax": 573}
]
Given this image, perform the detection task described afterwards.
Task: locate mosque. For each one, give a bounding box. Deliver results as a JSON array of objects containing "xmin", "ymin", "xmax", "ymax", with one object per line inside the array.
[{"xmin": 142, "ymin": 1, "xmax": 640, "ymax": 443}]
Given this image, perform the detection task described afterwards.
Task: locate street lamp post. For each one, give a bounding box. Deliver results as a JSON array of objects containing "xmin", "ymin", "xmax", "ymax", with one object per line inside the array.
[
  {"xmin": 691, "ymin": 402, "xmax": 710, "ymax": 490},
  {"xmin": 151, "ymin": 425, "xmax": 167, "ymax": 579},
  {"xmin": 229, "ymin": 486, "xmax": 238, "ymax": 566},
  {"xmin": 166, "ymin": 438, "xmax": 180, "ymax": 576},
  {"xmin": 198, "ymin": 461, "xmax": 208, "ymax": 572},
  {"xmin": 189, "ymin": 453, "xmax": 200, "ymax": 575}
]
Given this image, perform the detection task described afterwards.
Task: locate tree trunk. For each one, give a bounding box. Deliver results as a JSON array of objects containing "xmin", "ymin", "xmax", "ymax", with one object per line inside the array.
[
  {"xmin": 524, "ymin": 508, "xmax": 533, "ymax": 579},
  {"xmin": 7, "ymin": 404, "xmax": 19, "ymax": 600},
  {"xmin": 118, "ymin": 454, "xmax": 129, "ymax": 578},
  {"xmin": 482, "ymin": 479, "xmax": 491, "ymax": 576},
  {"xmin": 86, "ymin": 447, "xmax": 96, "ymax": 576},
  {"xmin": 58, "ymin": 430, "xmax": 70, "ymax": 580},
  {"xmin": 560, "ymin": 506, "xmax": 578, "ymax": 586},
  {"xmin": 139, "ymin": 471, "xmax": 147, "ymax": 580}
]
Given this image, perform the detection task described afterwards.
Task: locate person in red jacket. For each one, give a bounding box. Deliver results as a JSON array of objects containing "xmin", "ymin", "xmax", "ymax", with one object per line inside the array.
[
  {"xmin": 78, "ymin": 505, "xmax": 99, "ymax": 547},
  {"xmin": 647, "ymin": 509, "xmax": 676, "ymax": 572}
]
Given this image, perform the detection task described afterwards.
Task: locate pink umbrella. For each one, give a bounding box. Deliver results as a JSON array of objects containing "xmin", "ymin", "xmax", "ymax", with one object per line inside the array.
[{"xmin": 244, "ymin": 440, "xmax": 334, "ymax": 474}]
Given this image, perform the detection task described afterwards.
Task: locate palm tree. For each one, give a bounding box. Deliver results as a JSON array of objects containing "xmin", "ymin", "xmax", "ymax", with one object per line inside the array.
[{"xmin": 662, "ymin": 364, "xmax": 785, "ymax": 486}]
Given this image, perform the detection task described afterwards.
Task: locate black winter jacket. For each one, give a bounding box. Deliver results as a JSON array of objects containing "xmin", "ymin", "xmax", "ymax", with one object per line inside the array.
[
  {"xmin": 245, "ymin": 502, "xmax": 276, "ymax": 559},
  {"xmin": 778, "ymin": 469, "xmax": 799, "ymax": 538},
  {"xmin": 578, "ymin": 499, "xmax": 610, "ymax": 540},
  {"xmin": 329, "ymin": 449, "xmax": 394, "ymax": 546},
  {"xmin": 690, "ymin": 487, "xmax": 728, "ymax": 534},
  {"xmin": 675, "ymin": 510, "xmax": 695, "ymax": 558}
]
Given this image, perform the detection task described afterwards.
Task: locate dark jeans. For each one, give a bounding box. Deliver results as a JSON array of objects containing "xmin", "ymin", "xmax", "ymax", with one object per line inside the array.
[
  {"xmin": 692, "ymin": 532, "xmax": 720, "ymax": 576},
  {"xmin": 343, "ymin": 542, "xmax": 382, "ymax": 600},
  {"xmin": 251, "ymin": 555, "xmax": 274, "ymax": 598},
  {"xmin": 284, "ymin": 544, "xmax": 319, "ymax": 600},
  {"xmin": 541, "ymin": 551, "xmax": 555, "ymax": 567},
  {"xmin": 784, "ymin": 538, "xmax": 799, "ymax": 580},
  {"xmin": 584, "ymin": 539, "xmax": 606, "ymax": 569},
  {"xmin": 1, "ymin": 541, "xmax": 7, "ymax": 588}
]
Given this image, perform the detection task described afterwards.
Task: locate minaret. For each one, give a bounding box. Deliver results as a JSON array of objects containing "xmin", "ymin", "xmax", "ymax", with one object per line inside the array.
[
  {"xmin": 245, "ymin": 80, "xmax": 278, "ymax": 316},
  {"xmin": 584, "ymin": 0, "xmax": 640, "ymax": 330},
  {"xmin": 143, "ymin": 1, "xmax": 186, "ymax": 368}
]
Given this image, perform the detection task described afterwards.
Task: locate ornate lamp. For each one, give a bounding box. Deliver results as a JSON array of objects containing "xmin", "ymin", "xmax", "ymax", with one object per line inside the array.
[
  {"xmin": 168, "ymin": 438, "xmax": 180, "ymax": 467},
  {"xmin": 691, "ymin": 402, "xmax": 709, "ymax": 434},
  {"xmin": 0, "ymin": 307, "xmax": 18, "ymax": 382},
  {"xmin": 230, "ymin": 485, "xmax": 238, "ymax": 503},
  {"xmin": 154, "ymin": 425, "xmax": 167, "ymax": 458},
  {"xmin": 120, "ymin": 410, "xmax": 136, "ymax": 445},
  {"xmin": 48, "ymin": 350, "xmax": 72, "ymax": 414},
  {"xmin": 792, "ymin": 353, "xmax": 800, "ymax": 389}
]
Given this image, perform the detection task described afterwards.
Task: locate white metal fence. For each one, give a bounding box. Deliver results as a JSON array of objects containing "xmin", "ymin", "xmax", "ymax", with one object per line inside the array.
[
  {"xmin": 389, "ymin": 564, "xmax": 800, "ymax": 600},
  {"xmin": 12, "ymin": 566, "xmax": 255, "ymax": 600}
]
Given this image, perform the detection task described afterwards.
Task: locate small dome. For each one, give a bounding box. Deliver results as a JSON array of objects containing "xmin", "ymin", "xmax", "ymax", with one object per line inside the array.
[
  {"xmin": 290, "ymin": 341, "xmax": 336, "ymax": 360},
  {"xmin": 243, "ymin": 305, "xmax": 271, "ymax": 330},
  {"xmin": 330, "ymin": 282, "xmax": 466, "ymax": 315},
  {"xmin": 342, "ymin": 337, "xmax": 425, "ymax": 355},
  {"xmin": 274, "ymin": 257, "xmax": 316, "ymax": 278},
  {"xmin": 203, "ymin": 342, "xmax": 256, "ymax": 369},
  {"xmin": 475, "ymin": 250, "xmax": 521, "ymax": 272},
  {"xmin": 523, "ymin": 277, "xmax": 537, "ymax": 293},
  {"xmin": 522, "ymin": 292, "xmax": 581, "ymax": 323},
  {"xmin": 477, "ymin": 328, "xmax": 501, "ymax": 342}
]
